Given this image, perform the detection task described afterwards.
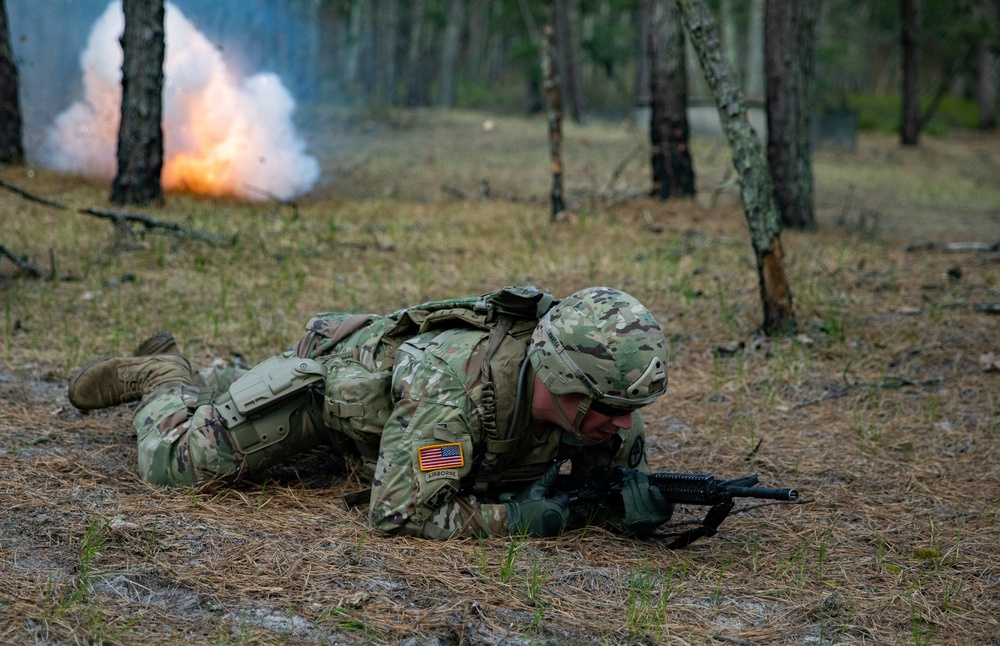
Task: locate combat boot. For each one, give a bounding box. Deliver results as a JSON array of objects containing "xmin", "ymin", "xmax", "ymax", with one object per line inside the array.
[
  {"xmin": 68, "ymin": 355, "xmax": 193, "ymax": 411},
  {"xmin": 133, "ymin": 331, "xmax": 180, "ymax": 356}
]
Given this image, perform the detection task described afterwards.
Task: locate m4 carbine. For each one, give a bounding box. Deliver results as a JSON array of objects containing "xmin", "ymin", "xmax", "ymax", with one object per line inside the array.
[{"xmin": 564, "ymin": 467, "xmax": 799, "ymax": 548}]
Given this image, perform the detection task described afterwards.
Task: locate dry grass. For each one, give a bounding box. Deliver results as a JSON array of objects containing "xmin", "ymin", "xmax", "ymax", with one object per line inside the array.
[{"xmin": 2, "ymin": 109, "xmax": 999, "ymax": 645}]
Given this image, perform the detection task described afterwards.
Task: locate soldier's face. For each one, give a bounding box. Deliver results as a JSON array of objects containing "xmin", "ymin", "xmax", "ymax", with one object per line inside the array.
[
  {"xmin": 575, "ymin": 401, "xmax": 633, "ymax": 441},
  {"xmin": 531, "ymin": 377, "xmax": 633, "ymax": 443}
]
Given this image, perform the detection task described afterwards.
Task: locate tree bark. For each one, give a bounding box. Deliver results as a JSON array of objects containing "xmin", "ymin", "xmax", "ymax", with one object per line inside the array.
[
  {"xmin": 678, "ymin": 0, "xmax": 796, "ymax": 335},
  {"xmin": 111, "ymin": 0, "xmax": 165, "ymax": 206},
  {"xmin": 976, "ymin": 0, "xmax": 998, "ymax": 130},
  {"xmin": 900, "ymin": 0, "xmax": 919, "ymax": 146},
  {"xmin": 543, "ymin": 23, "xmax": 566, "ymax": 220},
  {"xmin": 765, "ymin": 0, "xmax": 817, "ymax": 230},
  {"xmin": 554, "ymin": 0, "xmax": 584, "ymax": 122},
  {"xmin": 649, "ymin": 0, "xmax": 695, "ymax": 199},
  {"xmin": 0, "ymin": 0, "xmax": 25, "ymax": 165},
  {"xmin": 438, "ymin": 0, "xmax": 465, "ymax": 107}
]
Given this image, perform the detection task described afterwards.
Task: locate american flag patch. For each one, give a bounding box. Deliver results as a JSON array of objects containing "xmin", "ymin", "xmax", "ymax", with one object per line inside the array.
[{"xmin": 418, "ymin": 443, "xmax": 464, "ymax": 471}]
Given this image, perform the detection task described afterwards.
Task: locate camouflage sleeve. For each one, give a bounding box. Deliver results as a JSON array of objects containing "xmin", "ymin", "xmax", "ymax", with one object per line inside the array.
[{"xmin": 368, "ymin": 334, "xmax": 510, "ymax": 539}]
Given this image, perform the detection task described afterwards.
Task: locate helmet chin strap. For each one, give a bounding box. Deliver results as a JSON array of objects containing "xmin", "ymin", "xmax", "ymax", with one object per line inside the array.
[{"xmin": 547, "ymin": 390, "xmax": 601, "ymax": 446}]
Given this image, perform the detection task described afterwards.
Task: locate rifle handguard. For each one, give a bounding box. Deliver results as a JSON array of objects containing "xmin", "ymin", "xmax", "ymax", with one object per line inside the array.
[{"xmin": 649, "ymin": 473, "xmax": 799, "ymax": 504}]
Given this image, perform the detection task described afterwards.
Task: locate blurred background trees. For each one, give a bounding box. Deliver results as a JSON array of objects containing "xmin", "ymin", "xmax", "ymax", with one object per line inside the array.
[{"xmin": 6, "ymin": 0, "xmax": 996, "ymax": 137}]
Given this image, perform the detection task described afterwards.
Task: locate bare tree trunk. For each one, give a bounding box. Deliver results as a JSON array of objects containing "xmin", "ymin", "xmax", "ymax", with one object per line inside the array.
[
  {"xmin": 543, "ymin": 22, "xmax": 566, "ymax": 221},
  {"xmin": 554, "ymin": 0, "xmax": 584, "ymax": 122},
  {"xmin": 765, "ymin": 0, "xmax": 817, "ymax": 230},
  {"xmin": 486, "ymin": 0, "xmax": 507, "ymax": 84},
  {"xmin": 404, "ymin": 0, "xmax": 430, "ymax": 107},
  {"xmin": 900, "ymin": 0, "xmax": 919, "ymax": 146},
  {"xmin": 0, "ymin": 0, "xmax": 25, "ymax": 165},
  {"xmin": 678, "ymin": 0, "xmax": 796, "ymax": 335},
  {"xmin": 438, "ymin": 0, "xmax": 465, "ymax": 107},
  {"xmin": 111, "ymin": 0, "xmax": 164, "ymax": 206},
  {"xmin": 650, "ymin": 0, "xmax": 695, "ymax": 199},
  {"xmin": 976, "ymin": 0, "xmax": 998, "ymax": 130}
]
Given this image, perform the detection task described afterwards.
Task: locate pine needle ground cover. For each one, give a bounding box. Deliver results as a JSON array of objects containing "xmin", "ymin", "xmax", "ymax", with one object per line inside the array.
[{"xmin": 2, "ymin": 110, "xmax": 999, "ymax": 645}]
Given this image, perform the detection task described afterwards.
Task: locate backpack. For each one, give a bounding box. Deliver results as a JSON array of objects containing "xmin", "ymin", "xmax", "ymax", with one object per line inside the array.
[{"xmin": 310, "ymin": 286, "xmax": 556, "ymax": 488}]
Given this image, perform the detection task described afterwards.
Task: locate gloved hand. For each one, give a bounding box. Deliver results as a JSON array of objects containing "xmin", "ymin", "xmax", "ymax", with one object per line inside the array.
[
  {"xmin": 612, "ymin": 469, "xmax": 674, "ymax": 535},
  {"xmin": 505, "ymin": 462, "xmax": 570, "ymax": 537}
]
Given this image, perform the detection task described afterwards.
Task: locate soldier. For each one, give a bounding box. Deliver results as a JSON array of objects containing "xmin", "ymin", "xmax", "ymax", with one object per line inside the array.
[{"xmin": 68, "ymin": 286, "xmax": 673, "ymax": 539}]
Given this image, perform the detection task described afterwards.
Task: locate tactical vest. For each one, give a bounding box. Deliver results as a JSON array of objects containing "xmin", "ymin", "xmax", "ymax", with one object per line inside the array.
[{"xmin": 305, "ymin": 286, "xmax": 555, "ymax": 491}]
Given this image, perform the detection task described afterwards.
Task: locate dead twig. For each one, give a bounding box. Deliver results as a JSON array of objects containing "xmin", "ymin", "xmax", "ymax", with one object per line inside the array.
[
  {"xmin": 78, "ymin": 207, "xmax": 236, "ymax": 248},
  {"xmin": 0, "ymin": 178, "xmax": 69, "ymax": 210},
  {"xmin": 778, "ymin": 375, "xmax": 945, "ymax": 411},
  {"xmin": 0, "ymin": 244, "xmax": 51, "ymax": 279}
]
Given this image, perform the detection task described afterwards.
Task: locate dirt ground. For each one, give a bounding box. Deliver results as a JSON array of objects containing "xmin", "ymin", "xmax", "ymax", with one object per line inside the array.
[{"xmin": 2, "ymin": 113, "xmax": 999, "ymax": 645}]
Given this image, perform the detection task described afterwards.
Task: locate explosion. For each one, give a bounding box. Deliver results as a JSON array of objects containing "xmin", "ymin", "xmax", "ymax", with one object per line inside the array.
[{"xmin": 39, "ymin": 1, "xmax": 319, "ymax": 201}]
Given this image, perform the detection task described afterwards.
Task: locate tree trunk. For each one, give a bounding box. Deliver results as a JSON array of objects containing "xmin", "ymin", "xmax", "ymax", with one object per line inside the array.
[
  {"xmin": 976, "ymin": 0, "xmax": 998, "ymax": 130},
  {"xmin": 543, "ymin": 23, "xmax": 566, "ymax": 220},
  {"xmin": 0, "ymin": 0, "xmax": 25, "ymax": 165},
  {"xmin": 649, "ymin": 0, "xmax": 695, "ymax": 199},
  {"xmin": 111, "ymin": 0, "xmax": 165, "ymax": 206},
  {"xmin": 404, "ymin": 0, "xmax": 430, "ymax": 107},
  {"xmin": 554, "ymin": 0, "xmax": 584, "ymax": 122},
  {"xmin": 438, "ymin": 0, "xmax": 465, "ymax": 107},
  {"xmin": 900, "ymin": 0, "xmax": 919, "ymax": 146},
  {"xmin": 376, "ymin": 0, "xmax": 399, "ymax": 106},
  {"xmin": 765, "ymin": 0, "xmax": 817, "ymax": 230},
  {"xmin": 678, "ymin": 0, "xmax": 796, "ymax": 335}
]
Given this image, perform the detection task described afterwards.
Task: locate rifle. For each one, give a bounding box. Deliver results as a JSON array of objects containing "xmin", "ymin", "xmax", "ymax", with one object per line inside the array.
[{"xmin": 563, "ymin": 467, "xmax": 799, "ymax": 548}]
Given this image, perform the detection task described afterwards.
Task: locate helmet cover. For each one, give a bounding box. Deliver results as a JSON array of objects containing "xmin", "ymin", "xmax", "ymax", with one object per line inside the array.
[{"xmin": 528, "ymin": 287, "xmax": 668, "ymax": 412}]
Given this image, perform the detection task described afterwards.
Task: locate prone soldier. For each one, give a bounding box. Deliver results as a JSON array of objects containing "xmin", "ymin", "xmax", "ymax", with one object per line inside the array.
[{"xmin": 68, "ymin": 286, "xmax": 673, "ymax": 539}]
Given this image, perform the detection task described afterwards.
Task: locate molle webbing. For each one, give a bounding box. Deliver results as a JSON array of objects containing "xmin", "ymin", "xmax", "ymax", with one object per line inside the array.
[{"xmin": 475, "ymin": 314, "xmax": 514, "ymax": 492}]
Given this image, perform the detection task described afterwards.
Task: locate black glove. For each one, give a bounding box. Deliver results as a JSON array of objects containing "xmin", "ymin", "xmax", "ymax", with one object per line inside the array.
[
  {"xmin": 505, "ymin": 462, "xmax": 570, "ymax": 537},
  {"xmin": 614, "ymin": 469, "xmax": 674, "ymax": 535}
]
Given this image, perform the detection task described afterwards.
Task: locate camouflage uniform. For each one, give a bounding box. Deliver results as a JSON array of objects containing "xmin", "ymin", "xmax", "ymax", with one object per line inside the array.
[{"xmin": 131, "ymin": 287, "xmax": 660, "ymax": 539}]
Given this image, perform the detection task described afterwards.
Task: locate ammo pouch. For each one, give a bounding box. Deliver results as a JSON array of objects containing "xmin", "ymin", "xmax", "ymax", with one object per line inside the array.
[
  {"xmin": 217, "ymin": 351, "xmax": 326, "ymax": 470},
  {"xmin": 321, "ymin": 357, "xmax": 393, "ymax": 467}
]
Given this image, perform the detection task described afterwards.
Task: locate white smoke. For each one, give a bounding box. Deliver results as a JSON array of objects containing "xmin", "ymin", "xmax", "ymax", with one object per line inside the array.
[{"xmin": 39, "ymin": 1, "xmax": 319, "ymax": 201}]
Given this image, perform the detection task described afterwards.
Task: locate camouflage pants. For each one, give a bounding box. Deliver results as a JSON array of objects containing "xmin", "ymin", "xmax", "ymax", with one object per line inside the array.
[{"xmin": 133, "ymin": 364, "xmax": 248, "ymax": 486}]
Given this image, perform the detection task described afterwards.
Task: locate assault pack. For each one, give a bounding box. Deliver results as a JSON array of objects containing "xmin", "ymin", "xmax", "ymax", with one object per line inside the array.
[{"xmin": 217, "ymin": 286, "xmax": 556, "ymax": 484}]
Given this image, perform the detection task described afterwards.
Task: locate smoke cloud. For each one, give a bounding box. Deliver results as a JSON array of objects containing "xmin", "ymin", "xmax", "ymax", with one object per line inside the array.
[{"xmin": 39, "ymin": 1, "xmax": 319, "ymax": 201}]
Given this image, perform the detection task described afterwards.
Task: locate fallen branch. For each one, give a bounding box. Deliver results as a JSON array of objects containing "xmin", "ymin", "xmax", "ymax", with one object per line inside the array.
[
  {"xmin": 78, "ymin": 207, "xmax": 236, "ymax": 247},
  {"xmin": 0, "ymin": 178, "xmax": 69, "ymax": 210},
  {"xmin": 905, "ymin": 240, "xmax": 1000, "ymax": 253},
  {"xmin": 777, "ymin": 375, "xmax": 945, "ymax": 411},
  {"xmin": 0, "ymin": 244, "xmax": 51, "ymax": 279}
]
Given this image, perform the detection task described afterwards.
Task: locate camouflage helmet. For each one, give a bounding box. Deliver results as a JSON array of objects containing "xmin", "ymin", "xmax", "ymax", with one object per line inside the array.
[{"xmin": 528, "ymin": 287, "xmax": 668, "ymax": 416}]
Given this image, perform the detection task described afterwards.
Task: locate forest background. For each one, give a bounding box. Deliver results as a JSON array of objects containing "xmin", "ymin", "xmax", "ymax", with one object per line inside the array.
[{"xmin": 1, "ymin": 0, "xmax": 1000, "ymax": 645}]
